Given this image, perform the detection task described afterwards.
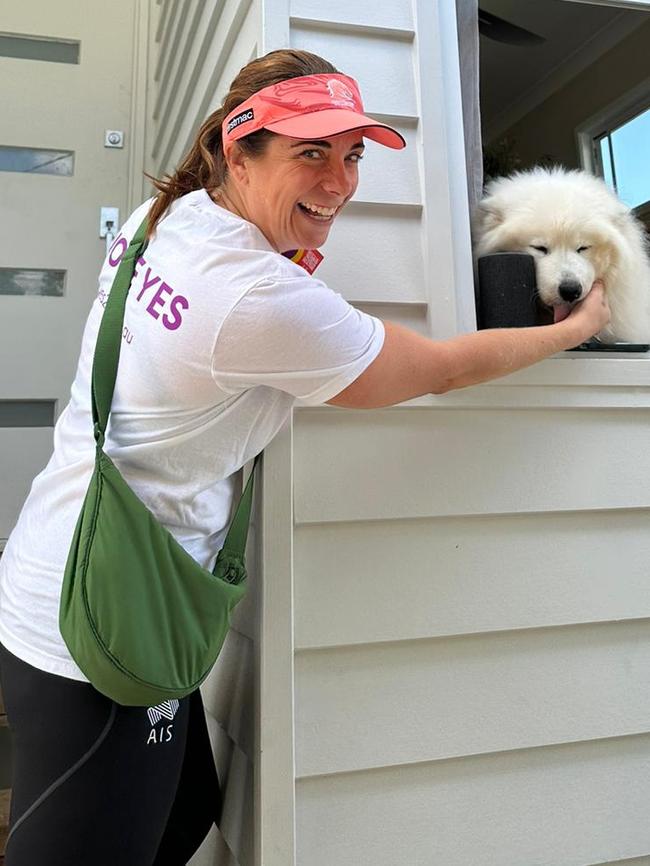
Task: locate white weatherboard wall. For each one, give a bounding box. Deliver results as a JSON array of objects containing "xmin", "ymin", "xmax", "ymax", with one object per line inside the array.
[
  {"xmin": 149, "ymin": 1, "xmax": 650, "ymax": 865},
  {"xmin": 285, "ymin": 4, "xmax": 650, "ymax": 866},
  {"xmin": 292, "ymin": 388, "xmax": 650, "ymax": 866}
]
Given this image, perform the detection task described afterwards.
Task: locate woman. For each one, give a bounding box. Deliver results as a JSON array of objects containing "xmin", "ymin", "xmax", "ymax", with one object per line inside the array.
[{"xmin": 0, "ymin": 49, "xmax": 609, "ymax": 865}]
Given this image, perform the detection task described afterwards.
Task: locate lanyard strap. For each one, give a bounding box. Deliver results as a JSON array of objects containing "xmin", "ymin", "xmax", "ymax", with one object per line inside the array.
[{"xmin": 91, "ymin": 216, "xmax": 258, "ymax": 563}]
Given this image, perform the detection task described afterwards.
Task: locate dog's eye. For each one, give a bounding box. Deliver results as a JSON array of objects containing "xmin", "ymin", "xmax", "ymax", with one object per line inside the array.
[
  {"xmin": 576, "ymin": 245, "xmax": 591, "ymax": 253},
  {"xmin": 531, "ymin": 245, "xmax": 549, "ymax": 254}
]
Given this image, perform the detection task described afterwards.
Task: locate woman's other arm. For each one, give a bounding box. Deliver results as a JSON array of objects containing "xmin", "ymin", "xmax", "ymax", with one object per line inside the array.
[{"xmin": 327, "ymin": 282, "xmax": 610, "ymax": 409}]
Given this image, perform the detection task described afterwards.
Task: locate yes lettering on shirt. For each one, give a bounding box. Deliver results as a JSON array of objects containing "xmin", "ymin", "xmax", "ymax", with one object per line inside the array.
[{"xmin": 105, "ymin": 234, "xmax": 189, "ymax": 333}]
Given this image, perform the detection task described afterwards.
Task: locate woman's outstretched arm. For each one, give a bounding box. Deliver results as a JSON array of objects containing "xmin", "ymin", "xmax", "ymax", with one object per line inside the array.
[{"xmin": 327, "ymin": 281, "xmax": 610, "ymax": 409}]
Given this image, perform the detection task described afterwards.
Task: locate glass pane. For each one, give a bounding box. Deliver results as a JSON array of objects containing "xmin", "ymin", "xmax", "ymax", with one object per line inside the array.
[
  {"xmin": 598, "ymin": 135, "xmax": 615, "ymax": 191},
  {"xmin": 0, "ymin": 33, "xmax": 79, "ymax": 64},
  {"xmin": 609, "ymin": 107, "xmax": 650, "ymax": 210},
  {"xmin": 0, "ymin": 401, "xmax": 55, "ymax": 427},
  {"xmin": 0, "ymin": 269, "xmax": 65, "ymax": 297},
  {"xmin": 0, "ymin": 146, "xmax": 74, "ymax": 176}
]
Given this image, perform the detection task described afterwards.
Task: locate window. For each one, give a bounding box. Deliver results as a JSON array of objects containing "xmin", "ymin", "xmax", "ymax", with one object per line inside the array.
[
  {"xmin": 0, "ymin": 401, "xmax": 56, "ymax": 427},
  {"xmin": 576, "ymin": 76, "xmax": 650, "ymax": 222},
  {"xmin": 594, "ymin": 104, "xmax": 650, "ymax": 210},
  {"xmin": 0, "ymin": 146, "xmax": 74, "ymax": 176},
  {"xmin": 0, "ymin": 269, "xmax": 66, "ymax": 297},
  {"xmin": 0, "ymin": 32, "xmax": 79, "ymax": 64}
]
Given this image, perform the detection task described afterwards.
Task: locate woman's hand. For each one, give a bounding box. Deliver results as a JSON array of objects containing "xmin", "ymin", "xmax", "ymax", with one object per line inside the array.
[{"xmin": 564, "ymin": 280, "xmax": 611, "ymax": 343}]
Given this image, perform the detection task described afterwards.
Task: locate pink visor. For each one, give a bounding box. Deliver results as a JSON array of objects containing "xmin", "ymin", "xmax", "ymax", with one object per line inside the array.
[{"xmin": 222, "ymin": 73, "xmax": 405, "ymax": 150}]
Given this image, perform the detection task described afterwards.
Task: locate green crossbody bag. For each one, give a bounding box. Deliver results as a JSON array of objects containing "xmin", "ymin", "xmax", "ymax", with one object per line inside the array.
[{"xmin": 60, "ymin": 216, "xmax": 258, "ymax": 706}]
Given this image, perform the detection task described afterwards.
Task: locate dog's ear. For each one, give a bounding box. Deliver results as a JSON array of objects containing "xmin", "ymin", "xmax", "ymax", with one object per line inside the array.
[{"xmin": 473, "ymin": 197, "xmax": 504, "ymax": 237}]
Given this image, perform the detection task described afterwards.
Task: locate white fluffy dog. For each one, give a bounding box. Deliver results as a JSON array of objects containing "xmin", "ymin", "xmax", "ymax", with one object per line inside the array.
[{"xmin": 474, "ymin": 167, "xmax": 650, "ymax": 342}]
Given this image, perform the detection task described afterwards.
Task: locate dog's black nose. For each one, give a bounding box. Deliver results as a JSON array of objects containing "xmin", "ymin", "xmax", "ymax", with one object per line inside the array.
[{"xmin": 558, "ymin": 280, "xmax": 582, "ymax": 302}]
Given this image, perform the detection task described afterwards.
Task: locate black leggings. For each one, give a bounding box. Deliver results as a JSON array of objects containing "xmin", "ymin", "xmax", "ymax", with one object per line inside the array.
[{"xmin": 0, "ymin": 643, "xmax": 222, "ymax": 865}]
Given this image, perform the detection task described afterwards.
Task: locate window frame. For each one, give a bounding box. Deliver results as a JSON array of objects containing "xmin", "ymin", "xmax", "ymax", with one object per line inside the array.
[
  {"xmin": 575, "ymin": 76, "xmax": 650, "ymax": 208},
  {"xmin": 565, "ymin": 1, "xmax": 650, "ymax": 202},
  {"xmin": 0, "ymin": 31, "xmax": 80, "ymax": 64},
  {"xmin": 564, "ymin": 2, "xmax": 650, "ymax": 219},
  {"xmin": 565, "ymin": 0, "xmax": 650, "ymax": 9},
  {"xmin": 453, "ymin": 0, "xmax": 650, "ymax": 336}
]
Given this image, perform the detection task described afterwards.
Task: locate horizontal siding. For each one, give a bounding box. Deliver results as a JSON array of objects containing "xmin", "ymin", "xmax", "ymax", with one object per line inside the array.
[
  {"xmin": 290, "ymin": 0, "xmax": 413, "ymax": 31},
  {"xmin": 281, "ymin": 2, "xmax": 650, "ymax": 864},
  {"xmin": 293, "ymin": 397, "xmax": 650, "ymax": 863},
  {"xmin": 318, "ymin": 202, "xmax": 424, "ymax": 304},
  {"xmin": 290, "ymin": 24, "xmax": 417, "ymax": 117},
  {"xmin": 155, "ymin": 0, "xmax": 174, "ymax": 43},
  {"xmin": 296, "ymin": 735, "xmax": 650, "ymax": 866},
  {"xmin": 294, "ymin": 407, "xmax": 650, "ymax": 523},
  {"xmin": 353, "ymin": 123, "xmax": 421, "ymax": 206},
  {"xmin": 288, "ymin": 6, "xmax": 426, "ymax": 337},
  {"xmin": 305, "ymin": 27, "xmax": 422, "ymax": 314},
  {"xmin": 353, "ymin": 301, "xmax": 429, "ymax": 334},
  {"xmin": 201, "ymin": 9, "xmax": 259, "ymax": 118},
  {"xmin": 294, "ymin": 509, "xmax": 650, "ymax": 647},
  {"xmin": 153, "ymin": 0, "xmax": 205, "ymax": 119},
  {"xmin": 151, "ymin": 0, "xmax": 258, "ymax": 174},
  {"xmin": 295, "ymin": 619, "xmax": 650, "ymax": 776}
]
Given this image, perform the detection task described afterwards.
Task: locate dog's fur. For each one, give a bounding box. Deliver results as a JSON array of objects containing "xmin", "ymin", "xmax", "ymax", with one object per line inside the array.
[{"xmin": 473, "ymin": 167, "xmax": 650, "ymax": 342}]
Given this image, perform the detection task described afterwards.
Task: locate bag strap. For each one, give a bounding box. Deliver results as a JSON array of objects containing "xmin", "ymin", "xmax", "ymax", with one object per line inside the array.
[
  {"xmin": 91, "ymin": 215, "xmax": 259, "ymax": 568},
  {"xmin": 91, "ymin": 217, "xmax": 149, "ymax": 444},
  {"xmin": 216, "ymin": 452, "xmax": 259, "ymax": 573}
]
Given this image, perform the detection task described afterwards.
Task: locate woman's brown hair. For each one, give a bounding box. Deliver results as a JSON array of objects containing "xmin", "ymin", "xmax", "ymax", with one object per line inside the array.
[{"xmin": 146, "ymin": 49, "xmax": 338, "ymax": 237}]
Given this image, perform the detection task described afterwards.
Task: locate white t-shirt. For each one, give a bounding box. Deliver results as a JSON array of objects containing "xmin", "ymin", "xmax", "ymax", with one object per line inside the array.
[{"xmin": 0, "ymin": 189, "xmax": 384, "ymax": 680}]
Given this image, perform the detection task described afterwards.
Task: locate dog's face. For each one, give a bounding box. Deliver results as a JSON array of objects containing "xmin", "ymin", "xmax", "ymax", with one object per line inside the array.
[
  {"xmin": 512, "ymin": 226, "xmax": 614, "ymax": 312},
  {"xmin": 474, "ymin": 171, "xmax": 627, "ymax": 318}
]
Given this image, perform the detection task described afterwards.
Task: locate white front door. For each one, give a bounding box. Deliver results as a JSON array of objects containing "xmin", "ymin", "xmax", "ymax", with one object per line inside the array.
[{"xmin": 0, "ymin": 1, "xmax": 146, "ymax": 547}]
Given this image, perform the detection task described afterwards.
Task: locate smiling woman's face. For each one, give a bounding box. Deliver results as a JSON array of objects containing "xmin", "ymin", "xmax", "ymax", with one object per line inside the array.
[{"xmin": 225, "ymin": 131, "xmax": 364, "ymax": 252}]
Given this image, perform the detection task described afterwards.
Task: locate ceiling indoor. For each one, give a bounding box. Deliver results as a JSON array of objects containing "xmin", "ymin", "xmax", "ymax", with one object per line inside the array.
[{"xmin": 480, "ymin": 0, "xmax": 648, "ymax": 141}]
